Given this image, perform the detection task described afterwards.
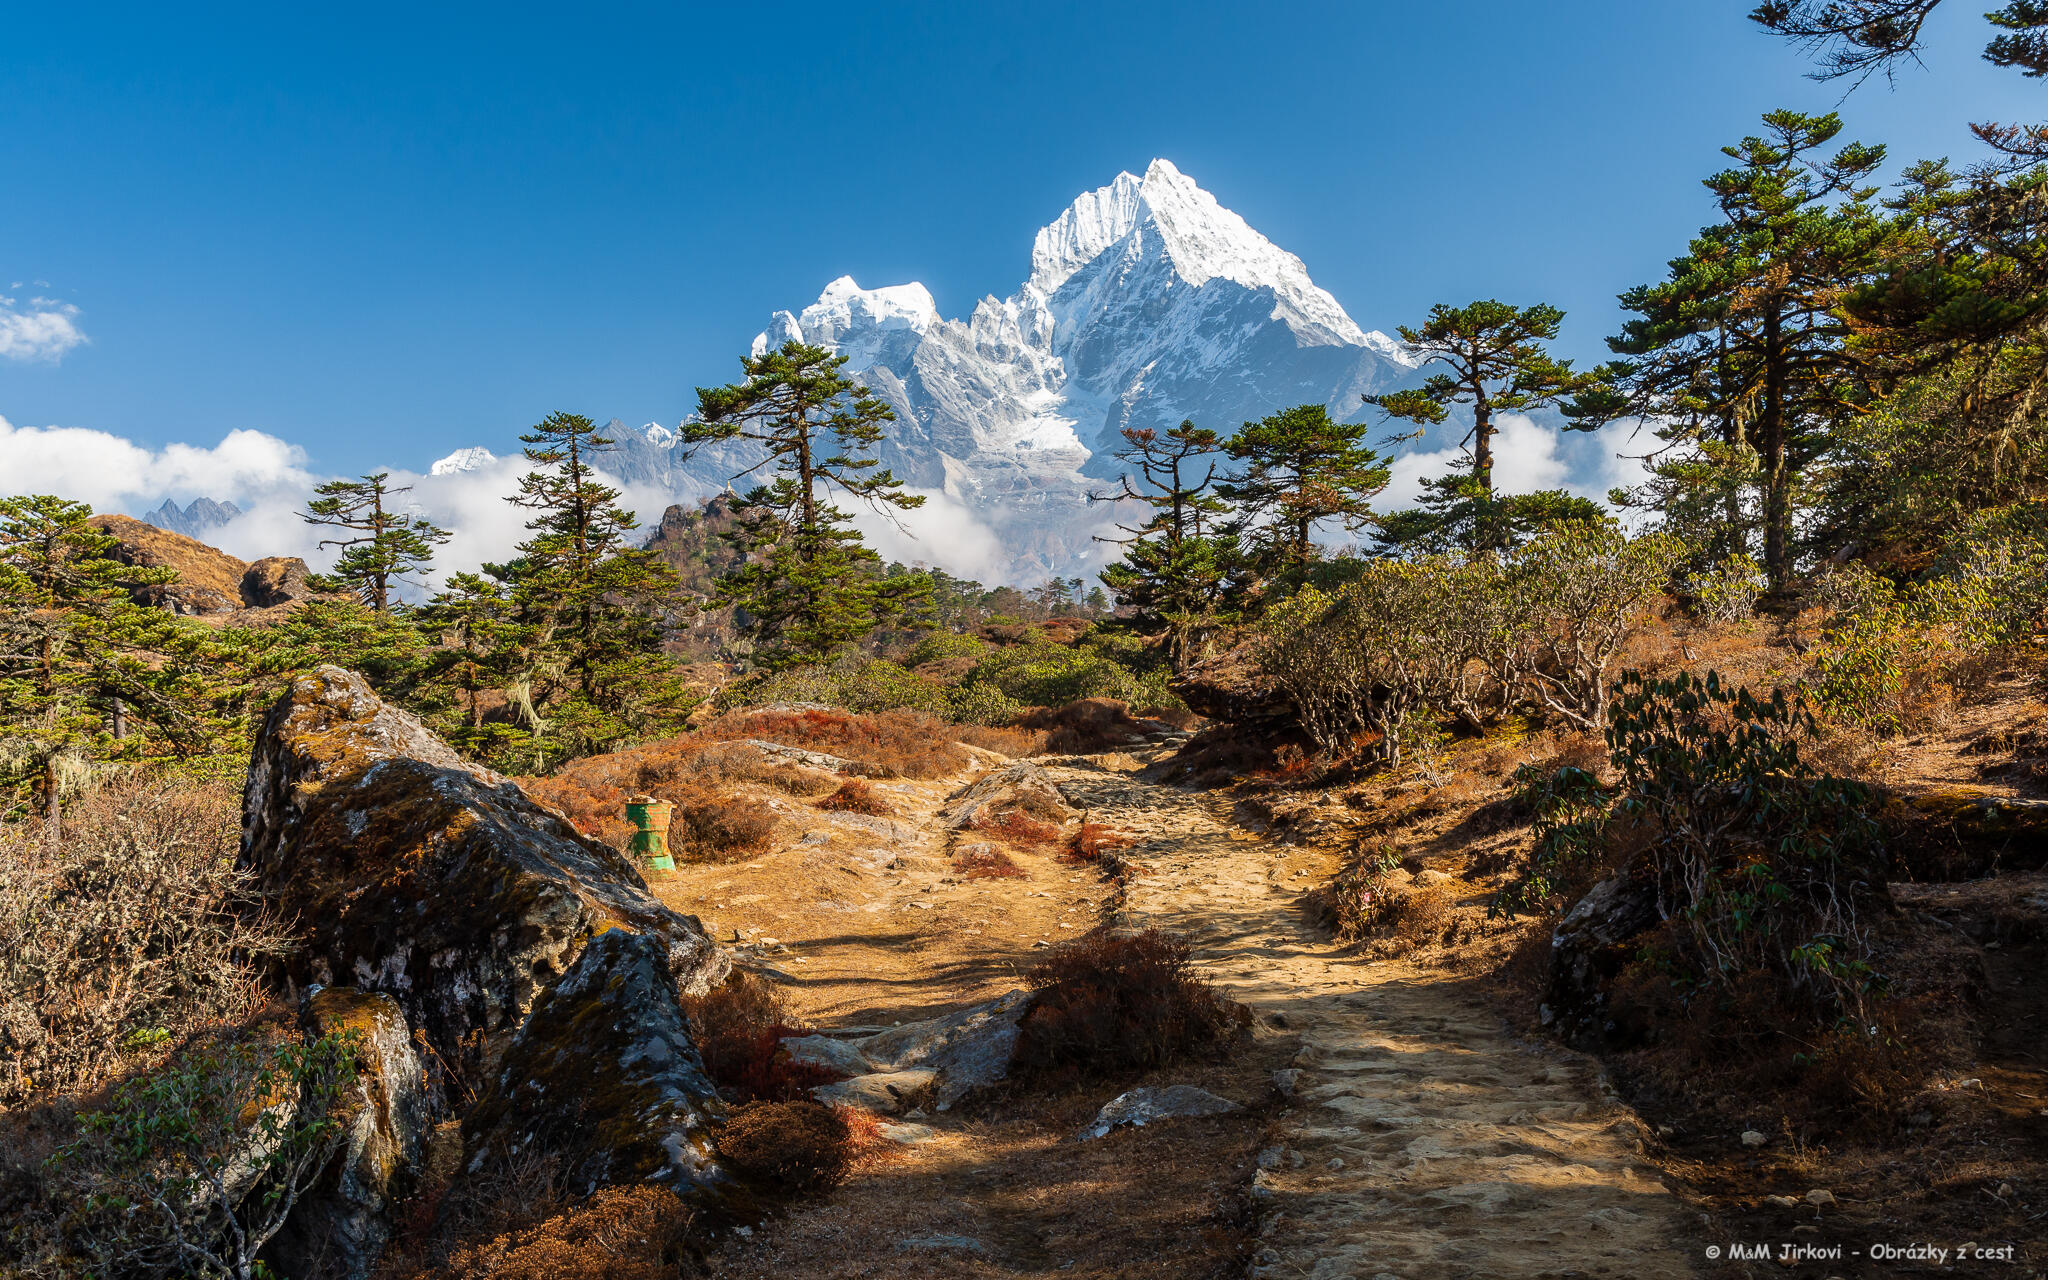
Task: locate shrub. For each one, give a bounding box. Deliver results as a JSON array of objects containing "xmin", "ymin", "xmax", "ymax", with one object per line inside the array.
[
  {"xmin": 521, "ymin": 737, "xmax": 825, "ymax": 847},
  {"xmin": 1493, "ymin": 763, "xmax": 1616, "ymax": 916},
  {"xmin": 725, "ymin": 656, "xmax": 951, "ymax": 719},
  {"xmin": 906, "ymin": 631, "xmax": 988, "ymax": 668},
  {"xmin": 946, "ymin": 681, "xmax": 1027, "ymax": 726},
  {"xmin": 1686, "ymin": 551, "xmax": 1765, "ymax": 623},
  {"xmin": 677, "ymin": 970, "xmax": 840, "ymax": 1103},
  {"xmin": 0, "ymin": 773, "xmax": 289, "ymax": 1105},
  {"xmin": 1013, "ymin": 928, "xmax": 1246, "ymax": 1079},
  {"xmin": 708, "ymin": 707, "xmax": 970, "ymax": 779},
  {"xmin": 1604, "ymin": 669, "xmax": 1886, "ymax": 1020},
  {"xmin": 951, "ymin": 723, "xmax": 1049, "ymax": 757},
  {"xmin": 36, "ymin": 1029, "xmax": 361, "ymax": 1280},
  {"xmin": 1064, "ymin": 821, "xmax": 1131, "ymax": 866},
  {"xmin": 714, "ymin": 1100, "xmax": 853, "ymax": 1193},
  {"xmin": 670, "ymin": 784, "xmax": 777, "ymax": 861},
  {"xmin": 975, "ymin": 808, "xmax": 1061, "ymax": 847},
  {"xmin": 815, "ymin": 777, "xmax": 893, "ymax": 816},
  {"xmin": 961, "ymin": 641, "xmax": 1179, "ymax": 713},
  {"xmin": 955, "ymin": 846, "xmax": 1025, "ymax": 879}
]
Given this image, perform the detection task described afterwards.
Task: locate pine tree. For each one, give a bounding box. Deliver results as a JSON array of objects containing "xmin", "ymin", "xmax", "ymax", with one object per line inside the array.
[
  {"xmin": 1587, "ymin": 111, "xmax": 1892, "ymax": 590},
  {"xmin": 1366, "ymin": 301, "xmax": 1605, "ymax": 552},
  {"xmin": 685, "ymin": 340, "xmax": 929, "ymax": 669},
  {"xmin": 0, "ymin": 497, "xmax": 218, "ymax": 822},
  {"xmin": 301, "ymin": 473, "xmax": 449, "ymax": 611},
  {"xmin": 1219, "ymin": 404, "xmax": 1388, "ymax": 580},
  {"xmin": 1093, "ymin": 422, "xmax": 1239, "ymax": 672},
  {"xmin": 494, "ymin": 412, "xmax": 688, "ymax": 761}
]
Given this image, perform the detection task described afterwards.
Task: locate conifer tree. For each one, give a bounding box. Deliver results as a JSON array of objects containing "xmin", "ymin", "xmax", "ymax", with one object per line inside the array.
[
  {"xmin": 1219, "ymin": 404, "xmax": 1388, "ymax": 580},
  {"xmin": 493, "ymin": 412, "xmax": 688, "ymax": 761},
  {"xmin": 1093, "ymin": 422, "xmax": 1239, "ymax": 672},
  {"xmin": 685, "ymin": 340, "xmax": 929, "ymax": 669},
  {"xmin": 1366, "ymin": 301, "xmax": 1605, "ymax": 552},
  {"xmin": 0, "ymin": 497, "xmax": 216, "ymax": 822},
  {"xmin": 302, "ymin": 472, "xmax": 449, "ymax": 611},
  {"xmin": 1587, "ymin": 111, "xmax": 1892, "ymax": 590}
]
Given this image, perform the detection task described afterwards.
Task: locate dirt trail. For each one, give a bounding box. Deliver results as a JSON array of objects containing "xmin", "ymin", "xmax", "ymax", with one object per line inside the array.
[{"xmin": 1045, "ymin": 757, "xmax": 1704, "ymax": 1280}]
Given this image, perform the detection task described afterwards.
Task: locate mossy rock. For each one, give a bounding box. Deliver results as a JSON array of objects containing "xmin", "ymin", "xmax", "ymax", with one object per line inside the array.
[{"xmin": 242, "ymin": 666, "xmax": 728, "ymax": 1084}]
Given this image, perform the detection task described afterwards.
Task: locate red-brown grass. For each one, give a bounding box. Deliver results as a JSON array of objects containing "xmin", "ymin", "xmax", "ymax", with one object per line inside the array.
[
  {"xmin": 424, "ymin": 1184, "xmax": 692, "ymax": 1280},
  {"xmin": 974, "ymin": 808, "xmax": 1061, "ymax": 848},
  {"xmin": 708, "ymin": 708, "xmax": 970, "ymax": 779},
  {"xmin": 677, "ymin": 971, "xmax": 842, "ymax": 1104},
  {"xmin": 815, "ymin": 777, "xmax": 893, "ymax": 816},
  {"xmin": 519, "ymin": 737, "xmax": 816, "ymax": 850},
  {"xmin": 1063, "ymin": 821, "xmax": 1131, "ymax": 866},
  {"xmin": 955, "ymin": 846, "xmax": 1026, "ymax": 879},
  {"xmin": 1013, "ymin": 928, "xmax": 1248, "ymax": 1080}
]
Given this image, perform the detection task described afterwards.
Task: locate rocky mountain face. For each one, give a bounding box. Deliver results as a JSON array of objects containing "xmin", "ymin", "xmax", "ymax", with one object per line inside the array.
[
  {"xmin": 141, "ymin": 496, "xmax": 243, "ymax": 539},
  {"xmin": 454, "ymin": 160, "xmax": 1419, "ymax": 582}
]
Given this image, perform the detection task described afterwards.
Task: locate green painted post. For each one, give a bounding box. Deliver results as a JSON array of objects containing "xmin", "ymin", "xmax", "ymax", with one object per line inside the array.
[{"xmin": 626, "ymin": 795, "xmax": 676, "ymax": 871}]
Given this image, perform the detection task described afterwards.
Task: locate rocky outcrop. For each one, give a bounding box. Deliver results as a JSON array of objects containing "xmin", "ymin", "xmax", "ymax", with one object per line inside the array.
[
  {"xmin": 941, "ymin": 762, "xmax": 1074, "ymax": 830},
  {"xmin": 1547, "ymin": 871, "xmax": 1663, "ymax": 1048},
  {"xmin": 844, "ymin": 989, "xmax": 1036, "ymax": 1109},
  {"xmin": 464, "ymin": 930, "xmax": 735, "ymax": 1202},
  {"xmin": 266, "ymin": 988, "xmax": 429, "ymax": 1280},
  {"xmin": 241, "ymin": 556, "xmax": 315, "ymax": 607},
  {"xmin": 242, "ymin": 666, "xmax": 727, "ymax": 1077},
  {"xmin": 90, "ymin": 513, "xmax": 249, "ymax": 615}
]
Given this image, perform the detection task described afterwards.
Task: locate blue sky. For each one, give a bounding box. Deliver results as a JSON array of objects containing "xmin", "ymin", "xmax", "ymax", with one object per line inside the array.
[{"xmin": 1, "ymin": 0, "xmax": 2038, "ymax": 481}]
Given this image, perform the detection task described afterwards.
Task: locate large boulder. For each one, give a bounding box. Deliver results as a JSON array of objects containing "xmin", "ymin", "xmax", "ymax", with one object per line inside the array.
[
  {"xmin": 463, "ymin": 929, "xmax": 736, "ymax": 1204},
  {"xmin": 266, "ymin": 989, "xmax": 430, "ymax": 1280},
  {"xmin": 941, "ymin": 762, "xmax": 1074, "ymax": 831},
  {"xmin": 845, "ymin": 988, "xmax": 1037, "ymax": 1109},
  {"xmin": 242, "ymin": 666, "xmax": 727, "ymax": 1077},
  {"xmin": 241, "ymin": 556, "xmax": 316, "ymax": 607}
]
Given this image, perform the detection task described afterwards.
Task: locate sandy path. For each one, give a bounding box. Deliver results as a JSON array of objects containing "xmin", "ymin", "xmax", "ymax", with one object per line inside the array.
[{"xmin": 1045, "ymin": 758, "xmax": 1704, "ymax": 1280}]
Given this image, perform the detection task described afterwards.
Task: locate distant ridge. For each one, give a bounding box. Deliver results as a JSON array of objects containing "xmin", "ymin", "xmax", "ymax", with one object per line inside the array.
[{"xmin": 141, "ymin": 496, "xmax": 242, "ymax": 539}]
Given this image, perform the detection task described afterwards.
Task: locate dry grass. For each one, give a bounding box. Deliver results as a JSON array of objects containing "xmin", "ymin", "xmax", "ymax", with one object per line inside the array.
[
  {"xmin": 708, "ymin": 708, "xmax": 971, "ymax": 779},
  {"xmin": 974, "ymin": 808, "xmax": 1062, "ymax": 848},
  {"xmin": 423, "ymin": 1183, "xmax": 693, "ymax": 1280},
  {"xmin": 1013, "ymin": 698, "xmax": 1153, "ymax": 754},
  {"xmin": 0, "ymin": 772, "xmax": 289, "ymax": 1105},
  {"xmin": 1014, "ymin": 928, "xmax": 1248, "ymax": 1082},
  {"xmin": 520, "ymin": 737, "xmax": 816, "ymax": 850},
  {"xmin": 954, "ymin": 846, "xmax": 1026, "ymax": 879},
  {"xmin": 715, "ymin": 1101, "xmax": 857, "ymax": 1194},
  {"xmin": 952, "ymin": 723, "xmax": 1050, "ymax": 757}
]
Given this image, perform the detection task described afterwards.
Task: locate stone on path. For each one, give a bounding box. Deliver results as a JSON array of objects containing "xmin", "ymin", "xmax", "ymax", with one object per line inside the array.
[{"xmin": 1077, "ymin": 1085, "xmax": 1243, "ymax": 1141}]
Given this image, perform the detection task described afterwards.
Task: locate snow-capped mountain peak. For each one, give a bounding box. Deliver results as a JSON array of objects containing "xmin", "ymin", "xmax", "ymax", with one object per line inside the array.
[
  {"xmin": 429, "ymin": 446, "xmax": 496, "ymax": 476},
  {"xmin": 714, "ymin": 160, "xmax": 1424, "ymax": 579}
]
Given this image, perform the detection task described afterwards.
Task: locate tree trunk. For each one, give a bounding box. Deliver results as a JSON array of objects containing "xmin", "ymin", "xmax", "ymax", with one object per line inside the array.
[{"xmin": 1761, "ymin": 308, "xmax": 1790, "ymax": 592}]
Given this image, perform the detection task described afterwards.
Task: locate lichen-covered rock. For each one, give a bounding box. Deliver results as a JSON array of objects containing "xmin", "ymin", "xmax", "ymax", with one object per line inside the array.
[
  {"xmin": 266, "ymin": 988, "xmax": 428, "ymax": 1280},
  {"xmin": 850, "ymin": 989, "xmax": 1036, "ymax": 1108},
  {"xmin": 781, "ymin": 1033, "xmax": 874, "ymax": 1078},
  {"xmin": 941, "ymin": 763, "xmax": 1074, "ymax": 831},
  {"xmin": 463, "ymin": 929, "xmax": 734, "ymax": 1202},
  {"xmin": 813, "ymin": 1068, "xmax": 937, "ymax": 1115},
  {"xmin": 242, "ymin": 666, "xmax": 726, "ymax": 1075},
  {"xmin": 1548, "ymin": 871, "xmax": 1663, "ymax": 1048}
]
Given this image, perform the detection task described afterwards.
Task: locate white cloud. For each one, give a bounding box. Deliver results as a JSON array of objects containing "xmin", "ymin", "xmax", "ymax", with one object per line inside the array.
[
  {"xmin": 843, "ymin": 486, "xmax": 1012, "ymax": 584},
  {"xmin": 1378, "ymin": 412, "xmax": 1654, "ymax": 515},
  {"xmin": 0, "ymin": 416, "xmax": 313, "ymax": 512},
  {"xmin": 0, "ymin": 296, "xmax": 88, "ymax": 363}
]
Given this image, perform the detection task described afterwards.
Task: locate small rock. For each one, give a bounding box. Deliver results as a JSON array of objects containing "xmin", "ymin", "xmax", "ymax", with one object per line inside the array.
[
  {"xmin": 800, "ymin": 831, "xmax": 829, "ymax": 846},
  {"xmin": 1765, "ymin": 1195, "xmax": 1800, "ymax": 1208},
  {"xmin": 1076, "ymin": 1085, "xmax": 1242, "ymax": 1141},
  {"xmin": 1324, "ymin": 1157, "xmax": 1344, "ymax": 1171},
  {"xmin": 875, "ymin": 1122, "xmax": 938, "ymax": 1145},
  {"xmin": 813, "ymin": 1069, "xmax": 937, "ymax": 1115},
  {"xmin": 1740, "ymin": 1130, "xmax": 1768, "ymax": 1147},
  {"xmin": 1998, "ymin": 1182, "xmax": 2013, "ymax": 1198},
  {"xmin": 1805, "ymin": 1189, "xmax": 1834, "ymax": 1206},
  {"xmin": 781, "ymin": 1034, "xmax": 874, "ymax": 1079},
  {"xmin": 1272, "ymin": 1068, "xmax": 1301, "ymax": 1098},
  {"xmin": 1256, "ymin": 1146, "xmax": 1285, "ymax": 1170},
  {"xmin": 1414, "ymin": 868, "xmax": 1453, "ymax": 885},
  {"xmin": 1539, "ymin": 1003, "xmax": 1555, "ymax": 1026}
]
